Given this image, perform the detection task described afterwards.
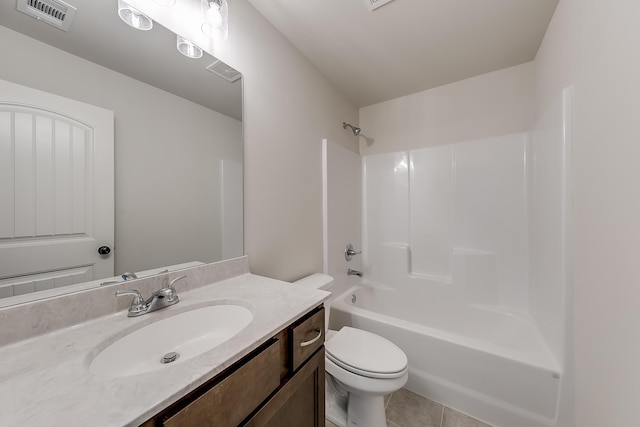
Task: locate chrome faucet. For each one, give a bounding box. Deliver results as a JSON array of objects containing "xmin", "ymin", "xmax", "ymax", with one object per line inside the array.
[
  {"xmin": 345, "ymin": 243, "xmax": 362, "ymax": 261},
  {"xmin": 102, "ymin": 269, "xmax": 168, "ymax": 286},
  {"xmin": 348, "ymin": 268, "xmax": 363, "ymax": 277},
  {"xmin": 116, "ymin": 275, "xmax": 187, "ymax": 317}
]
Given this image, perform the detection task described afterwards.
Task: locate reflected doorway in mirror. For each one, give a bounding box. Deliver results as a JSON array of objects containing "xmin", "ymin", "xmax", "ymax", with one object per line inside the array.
[{"xmin": 0, "ymin": 79, "xmax": 114, "ymax": 300}]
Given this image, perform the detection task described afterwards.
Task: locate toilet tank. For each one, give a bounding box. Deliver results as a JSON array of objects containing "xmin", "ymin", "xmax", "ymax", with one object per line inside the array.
[
  {"xmin": 293, "ymin": 273, "xmax": 334, "ymax": 290},
  {"xmin": 293, "ymin": 273, "xmax": 334, "ymax": 331}
]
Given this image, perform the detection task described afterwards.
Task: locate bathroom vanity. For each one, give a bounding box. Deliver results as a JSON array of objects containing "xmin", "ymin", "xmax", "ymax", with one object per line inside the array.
[
  {"xmin": 0, "ymin": 257, "xmax": 330, "ymax": 426},
  {"xmin": 142, "ymin": 306, "xmax": 326, "ymax": 426}
]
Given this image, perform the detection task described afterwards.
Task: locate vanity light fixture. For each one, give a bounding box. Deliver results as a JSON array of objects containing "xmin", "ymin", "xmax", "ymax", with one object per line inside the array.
[
  {"xmin": 202, "ymin": 0, "xmax": 229, "ymax": 41},
  {"xmin": 208, "ymin": 0, "xmax": 222, "ymax": 12},
  {"xmin": 176, "ymin": 35, "xmax": 203, "ymax": 59},
  {"xmin": 116, "ymin": 0, "xmax": 229, "ymax": 59},
  {"xmin": 117, "ymin": 0, "xmax": 153, "ymax": 31}
]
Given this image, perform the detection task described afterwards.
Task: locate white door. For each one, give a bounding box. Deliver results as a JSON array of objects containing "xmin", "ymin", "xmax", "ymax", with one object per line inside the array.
[{"xmin": 0, "ymin": 79, "xmax": 114, "ymax": 299}]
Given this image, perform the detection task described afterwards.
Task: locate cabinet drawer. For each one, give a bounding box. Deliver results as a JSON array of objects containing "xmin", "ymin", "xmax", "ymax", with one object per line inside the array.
[
  {"xmin": 291, "ymin": 307, "xmax": 324, "ymax": 371},
  {"xmin": 163, "ymin": 340, "xmax": 280, "ymax": 427}
]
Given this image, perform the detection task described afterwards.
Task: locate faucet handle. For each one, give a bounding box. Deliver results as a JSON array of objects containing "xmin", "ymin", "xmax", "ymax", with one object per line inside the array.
[
  {"xmin": 345, "ymin": 243, "xmax": 362, "ymax": 261},
  {"xmin": 156, "ymin": 275, "xmax": 187, "ymax": 304},
  {"xmin": 116, "ymin": 289, "xmax": 146, "ymax": 316},
  {"xmin": 168, "ymin": 275, "xmax": 187, "ymax": 290}
]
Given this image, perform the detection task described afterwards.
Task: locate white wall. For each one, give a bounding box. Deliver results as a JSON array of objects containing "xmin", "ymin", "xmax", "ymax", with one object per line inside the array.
[
  {"xmin": 535, "ymin": 0, "xmax": 640, "ymax": 425},
  {"xmin": 0, "ymin": 26, "xmax": 242, "ymax": 275},
  {"xmin": 322, "ymin": 140, "xmax": 362, "ymax": 298},
  {"xmin": 211, "ymin": 0, "xmax": 360, "ymax": 281},
  {"xmin": 124, "ymin": 0, "xmax": 360, "ymax": 280},
  {"xmin": 359, "ymin": 62, "xmax": 535, "ymax": 155}
]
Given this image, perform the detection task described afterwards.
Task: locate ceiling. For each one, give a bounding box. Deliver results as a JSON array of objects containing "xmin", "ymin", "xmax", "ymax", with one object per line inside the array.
[
  {"xmin": 248, "ymin": 0, "xmax": 559, "ymax": 107},
  {"xmin": 0, "ymin": 0, "xmax": 559, "ymax": 115},
  {"xmin": 0, "ymin": 0, "xmax": 242, "ymax": 120}
]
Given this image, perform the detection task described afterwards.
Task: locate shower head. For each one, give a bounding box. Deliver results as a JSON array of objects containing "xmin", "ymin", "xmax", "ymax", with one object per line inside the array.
[{"xmin": 342, "ymin": 122, "xmax": 361, "ymax": 136}]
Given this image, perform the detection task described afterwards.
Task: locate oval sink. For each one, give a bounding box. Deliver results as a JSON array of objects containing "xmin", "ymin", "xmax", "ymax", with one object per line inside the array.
[{"xmin": 90, "ymin": 305, "xmax": 253, "ymax": 378}]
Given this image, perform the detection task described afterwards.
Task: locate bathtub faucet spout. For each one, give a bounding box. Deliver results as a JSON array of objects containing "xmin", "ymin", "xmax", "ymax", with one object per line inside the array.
[{"xmin": 348, "ymin": 268, "xmax": 363, "ymax": 278}]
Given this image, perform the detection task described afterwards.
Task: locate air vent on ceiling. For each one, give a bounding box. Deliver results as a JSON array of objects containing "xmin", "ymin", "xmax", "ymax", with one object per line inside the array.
[
  {"xmin": 206, "ymin": 60, "xmax": 241, "ymax": 83},
  {"xmin": 362, "ymin": 0, "xmax": 396, "ymax": 11},
  {"xmin": 16, "ymin": 0, "xmax": 77, "ymax": 32}
]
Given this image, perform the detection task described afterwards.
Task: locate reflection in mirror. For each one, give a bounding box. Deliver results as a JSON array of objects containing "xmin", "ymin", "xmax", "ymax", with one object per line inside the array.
[{"xmin": 0, "ymin": 0, "xmax": 243, "ymax": 307}]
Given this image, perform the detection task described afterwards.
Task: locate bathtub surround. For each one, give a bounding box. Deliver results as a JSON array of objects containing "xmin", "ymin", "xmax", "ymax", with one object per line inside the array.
[
  {"xmin": 359, "ymin": 93, "xmax": 569, "ymax": 426},
  {"xmin": 362, "ymin": 96, "xmax": 570, "ymax": 360},
  {"xmin": 323, "ymin": 85, "xmax": 571, "ymax": 426}
]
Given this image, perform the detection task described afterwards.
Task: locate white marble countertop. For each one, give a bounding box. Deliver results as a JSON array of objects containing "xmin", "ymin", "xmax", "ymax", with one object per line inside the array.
[{"xmin": 0, "ymin": 273, "xmax": 330, "ymax": 426}]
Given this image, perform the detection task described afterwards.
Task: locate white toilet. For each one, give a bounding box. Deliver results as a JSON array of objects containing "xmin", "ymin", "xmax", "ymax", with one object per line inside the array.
[{"xmin": 294, "ymin": 274, "xmax": 408, "ymax": 427}]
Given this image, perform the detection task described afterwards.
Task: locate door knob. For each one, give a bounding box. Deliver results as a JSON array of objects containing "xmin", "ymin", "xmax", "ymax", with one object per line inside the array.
[{"xmin": 98, "ymin": 246, "xmax": 111, "ymax": 255}]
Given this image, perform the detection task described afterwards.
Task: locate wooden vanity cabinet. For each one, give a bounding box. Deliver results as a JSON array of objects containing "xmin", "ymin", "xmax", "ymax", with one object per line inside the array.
[
  {"xmin": 141, "ymin": 305, "xmax": 325, "ymax": 427},
  {"xmin": 244, "ymin": 348, "xmax": 324, "ymax": 427}
]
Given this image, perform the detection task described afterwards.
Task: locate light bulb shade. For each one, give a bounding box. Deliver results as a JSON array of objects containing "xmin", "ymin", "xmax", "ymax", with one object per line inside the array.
[
  {"xmin": 118, "ymin": 0, "xmax": 153, "ymax": 31},
  {"xmin": 202, "ymin": 0, "xmax": 229, "ymax": 41},
  {"xmin": 206, "ymin": 7, "xmax": 223, "ymax": 26},
  {"xmin": 176, "ymin": 35, "xmax": 203, "ymax": 59},
  {"xmin": 202, "ymin": 21, "xmax": 228, "ymax": 41}
]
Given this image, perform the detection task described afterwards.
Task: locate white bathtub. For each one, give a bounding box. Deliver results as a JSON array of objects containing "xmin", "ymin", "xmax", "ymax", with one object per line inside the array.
[{"xmin": 329, "ymin": 283, "xmax": 564, "ymax": 427}]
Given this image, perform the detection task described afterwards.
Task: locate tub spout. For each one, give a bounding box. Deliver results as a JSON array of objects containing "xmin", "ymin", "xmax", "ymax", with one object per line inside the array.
[{"xmin": 348, "ymin": 268, "xmax": 363, "ymax": 277}]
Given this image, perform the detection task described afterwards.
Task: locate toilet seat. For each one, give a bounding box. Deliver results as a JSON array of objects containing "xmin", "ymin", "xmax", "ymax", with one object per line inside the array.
[
  {"xmin": 325, "ymin": 327, "xmax": 408, "ymax": 379},
  {"xmin": 325, "ymin": 357, "xmax": 409, "ymax": 396}
]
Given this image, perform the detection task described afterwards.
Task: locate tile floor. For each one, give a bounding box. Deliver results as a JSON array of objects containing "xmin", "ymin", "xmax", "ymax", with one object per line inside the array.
[{"xmin": 326, "ymin": 388, "xmax": 493, "ymax": 427}]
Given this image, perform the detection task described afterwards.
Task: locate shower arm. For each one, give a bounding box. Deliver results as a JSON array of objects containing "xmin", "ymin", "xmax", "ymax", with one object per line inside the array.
[{"xmin": 342, "ymin": 122, "xmax": 361, "ymax": 136}]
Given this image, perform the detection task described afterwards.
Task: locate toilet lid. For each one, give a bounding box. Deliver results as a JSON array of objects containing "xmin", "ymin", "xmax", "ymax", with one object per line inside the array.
[{"xmin": 325, "ymin": 327, "xmax": 407, "ymax": 379}]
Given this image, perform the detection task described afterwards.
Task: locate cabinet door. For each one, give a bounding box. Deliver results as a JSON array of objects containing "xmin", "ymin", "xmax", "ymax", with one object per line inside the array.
[
  {"xmin": 244, "ymin": 348, "xmax": 325, "ymax": 427},
  {"xmin": 162, "ymin": 340, "xmax": 281, "ymax": 427}
]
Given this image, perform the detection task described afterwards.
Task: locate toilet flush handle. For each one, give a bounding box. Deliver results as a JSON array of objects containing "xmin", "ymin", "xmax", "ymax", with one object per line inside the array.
[{"xmin": 300, "ymin": 328, "xmax": 323, "ymax": 347}]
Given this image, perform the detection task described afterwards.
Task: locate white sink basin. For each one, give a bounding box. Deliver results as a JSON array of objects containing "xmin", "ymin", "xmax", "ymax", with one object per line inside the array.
[{"xmin": 90, "ymin": 304, "xmax": 253, "ymax": 378}]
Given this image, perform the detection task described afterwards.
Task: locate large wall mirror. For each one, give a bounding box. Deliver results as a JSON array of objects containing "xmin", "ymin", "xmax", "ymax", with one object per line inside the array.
[{"xmin": 0, "ymin": 1, "xmax": 243, "ymax": 307}]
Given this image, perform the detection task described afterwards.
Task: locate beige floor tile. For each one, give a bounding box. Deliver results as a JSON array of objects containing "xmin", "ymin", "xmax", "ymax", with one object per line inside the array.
[
  {"xmin": 442, "ymin": 407, "xmax": 493, "ymax": 427},
  {"xmin": 387, "ymin": 420, "xmax": 402, "ymax": 427},
  {"xmin": 385, "ymin": 388, "xmax": 443, "ymax": 427},
  {"xmin": 384, "ymin": 392, "xmax": 393, "ymax": 409},
  {"xmin": 325, "ymin": 420, "xmax": 340, "ymax": 427}
]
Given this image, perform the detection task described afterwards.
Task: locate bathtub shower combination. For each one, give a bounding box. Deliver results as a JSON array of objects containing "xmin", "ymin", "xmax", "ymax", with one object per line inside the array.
[{"xmin": 324, "ymin": 90, "xmax": 572, "ymax": 427}]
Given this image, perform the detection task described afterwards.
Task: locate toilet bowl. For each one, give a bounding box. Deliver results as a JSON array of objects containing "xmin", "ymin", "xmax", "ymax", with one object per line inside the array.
[{"xmin": 293, "ymin": 274, "xmax": 408, "ymax": 427}]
